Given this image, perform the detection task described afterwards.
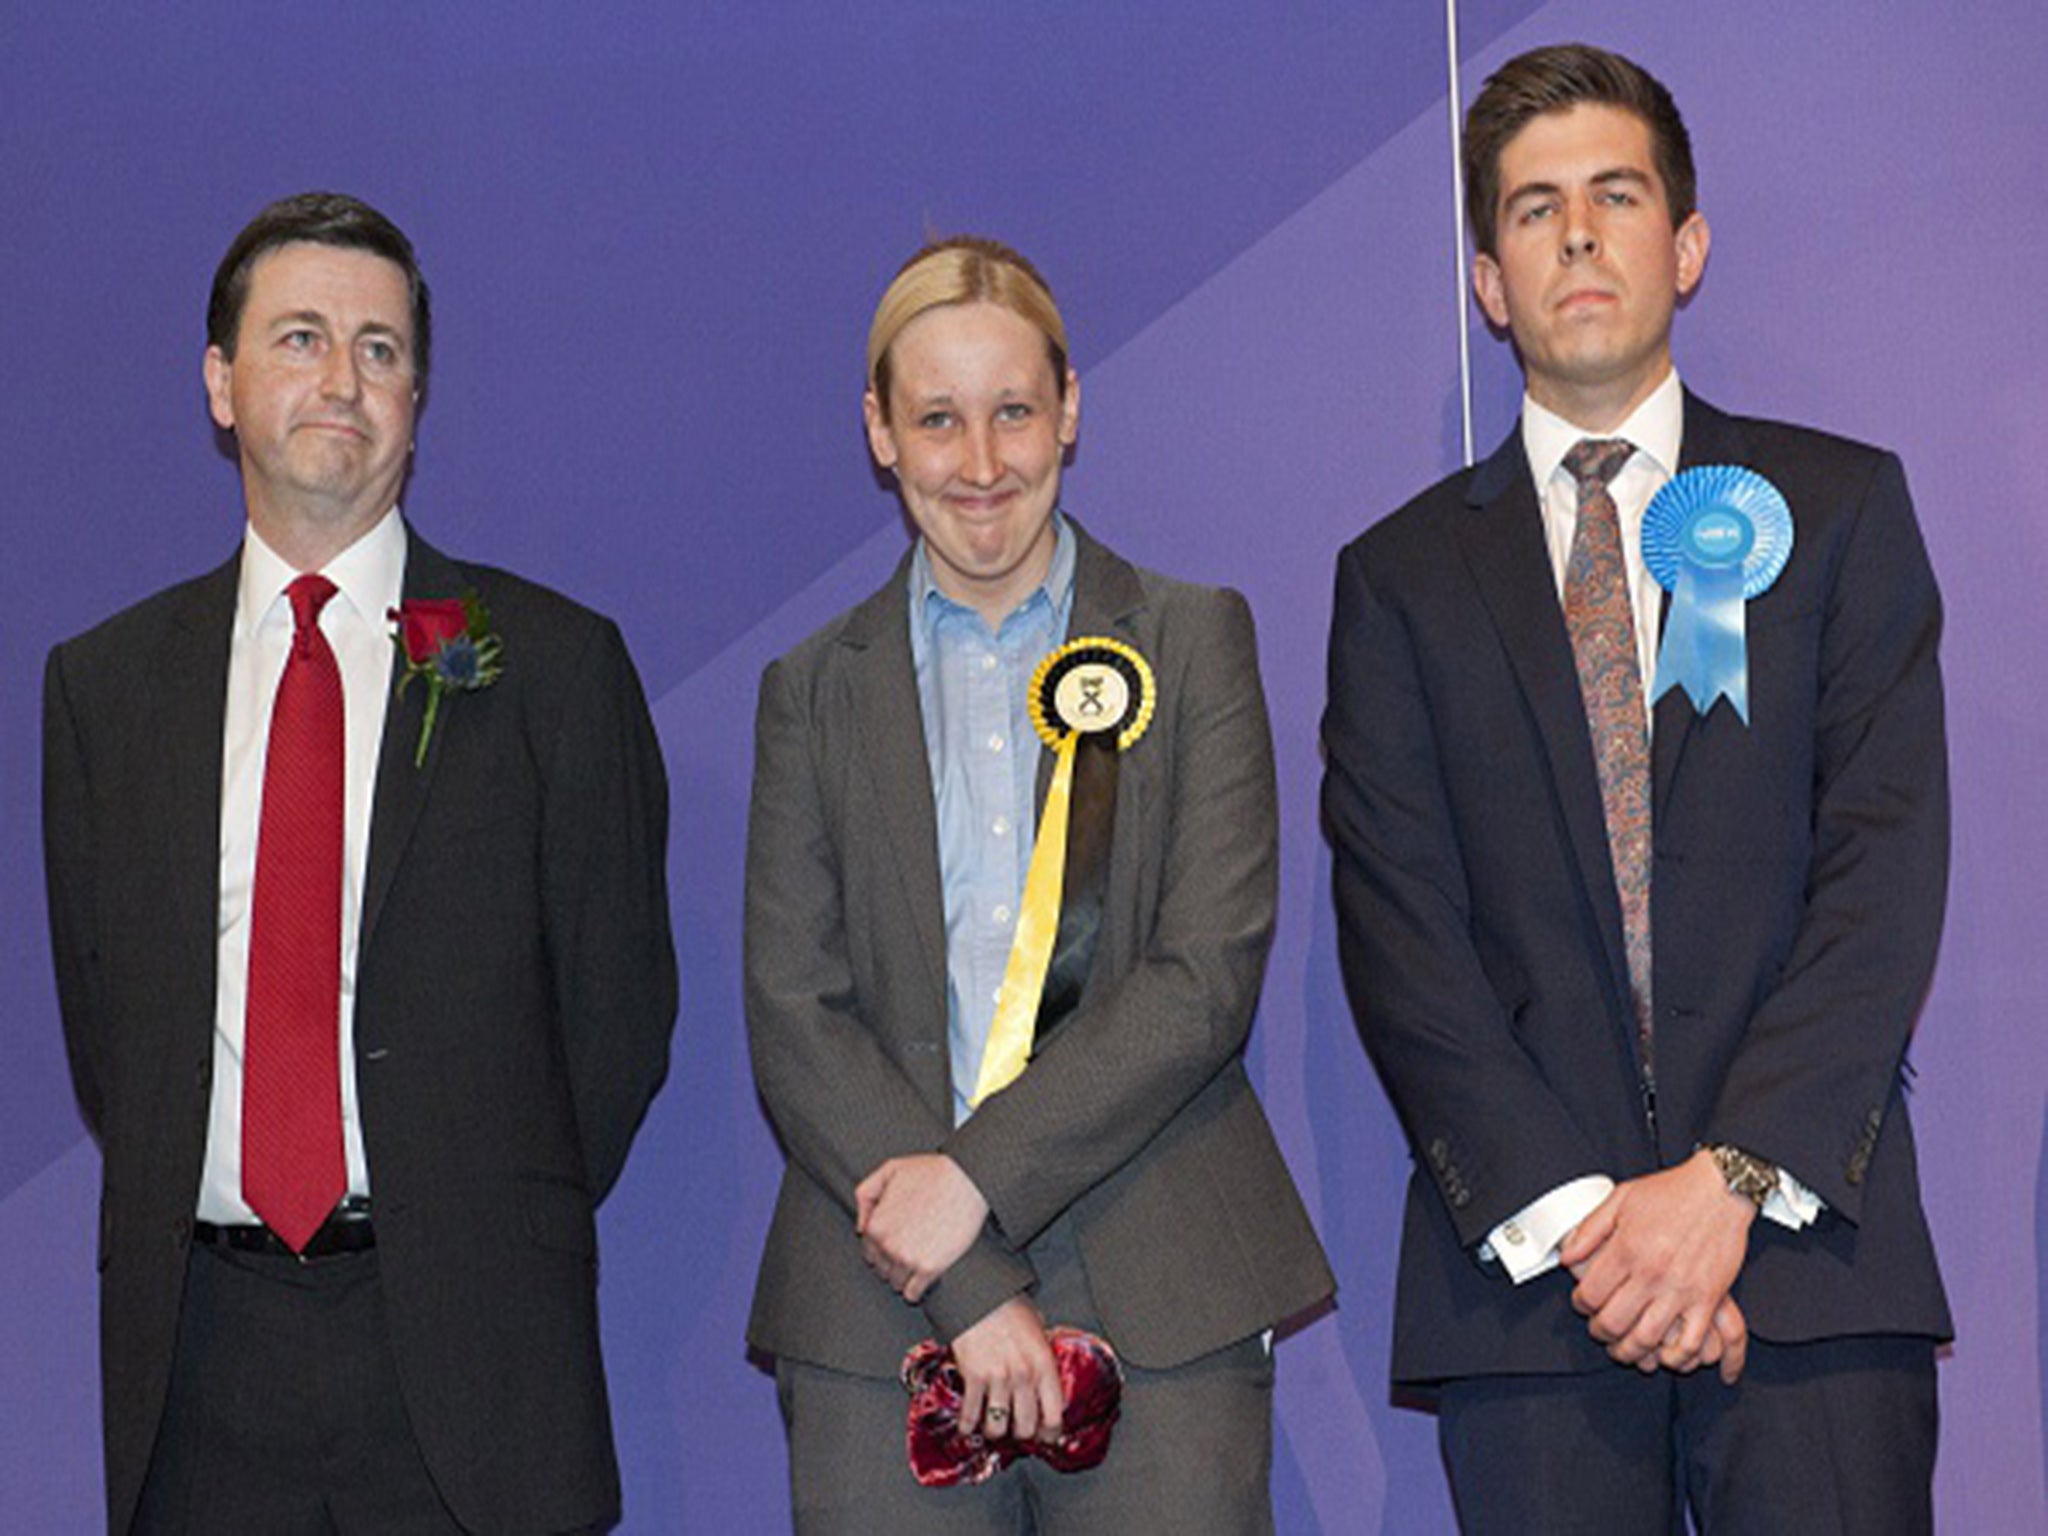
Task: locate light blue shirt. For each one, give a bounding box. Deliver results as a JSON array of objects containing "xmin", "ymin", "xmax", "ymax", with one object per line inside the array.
[{"xmin": 908, "ymin": 516, "xmax": 1077, "ymax": 1123}]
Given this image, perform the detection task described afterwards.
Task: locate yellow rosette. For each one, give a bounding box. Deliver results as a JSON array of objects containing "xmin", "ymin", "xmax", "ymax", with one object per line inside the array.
[{"xmin": 971, "ymin": 638, "xmax": 1155, "ymax": 1107}]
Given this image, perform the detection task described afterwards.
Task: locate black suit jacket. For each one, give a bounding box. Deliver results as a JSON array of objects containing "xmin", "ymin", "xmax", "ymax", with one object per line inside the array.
[
  {"xmin": 1323, "ymin": 395, "xmax": 1951, "ymax": 1385},
  {"xmin": 44, "ymin": 526, "xmax": 677, "ymax": 1534}
]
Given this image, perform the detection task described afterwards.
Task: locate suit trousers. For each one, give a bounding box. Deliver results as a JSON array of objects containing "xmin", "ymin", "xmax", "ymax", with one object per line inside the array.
[
  {"xmin": 135, "ymin": 1243, "xmax": 467, "ymax": 1535},
  {"xmin": 1437, "ymin": 1333, "xmax": 1937, "ymax": 1536},
  {"xmin": 776, "ymin": 1217, "xmax": 1276, "ymax": 1535}
]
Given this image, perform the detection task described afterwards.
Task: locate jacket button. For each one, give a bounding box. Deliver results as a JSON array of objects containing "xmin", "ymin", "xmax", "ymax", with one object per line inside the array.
[{"xmin": 1428, "ymin": 1138, "xmax": 1450, "ymax": 1169}]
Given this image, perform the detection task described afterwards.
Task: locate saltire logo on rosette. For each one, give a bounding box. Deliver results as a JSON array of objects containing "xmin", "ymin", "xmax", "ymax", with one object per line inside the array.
[
  {"xmin": 1642, "ymin": 465, "xmax": 1793, "ymax": 725},
  {"xmin": 970, "ymin": 638, "xmax": 1155, "ymax": 1107}
]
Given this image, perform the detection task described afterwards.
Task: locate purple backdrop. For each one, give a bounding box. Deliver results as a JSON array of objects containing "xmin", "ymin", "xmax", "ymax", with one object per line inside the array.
[{"xmin": 5, "ymin": 3, "xmax": 2041, "ymax": 1530}]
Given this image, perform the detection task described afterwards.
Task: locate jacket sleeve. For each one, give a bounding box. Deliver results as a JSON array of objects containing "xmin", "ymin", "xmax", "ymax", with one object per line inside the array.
[
  {"xmin": 537, "ymin": 617, "xmax": 679, "ymax": 1203},
  {"xmin": 1703, "ymin": 452, "xmax": 1947, "ymax": 1219},
  {"xmin": 1321, "ymin": 539, "xmax": 1606, "ymax": 1246},
  {"xmin": 43, "ymin": 642, "xmax": 107, "ymax": 1142},
  {"xmin": 744, "ymin": 654, "xmax": 1033, "ymax": 1341}
]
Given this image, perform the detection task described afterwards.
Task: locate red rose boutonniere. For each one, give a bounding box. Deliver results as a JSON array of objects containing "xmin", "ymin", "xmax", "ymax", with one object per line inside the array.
[{"xmin": 388, "ymin": 593, "xmax": 503, "ymax": 766}]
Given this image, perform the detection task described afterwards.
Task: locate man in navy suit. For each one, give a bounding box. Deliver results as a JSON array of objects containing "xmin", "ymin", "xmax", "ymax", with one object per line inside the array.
[
  {"xmin": 44, "ymin": 192, "xmax": 676, "ymax": 1534},
  {"xmin": 1323, "ymin": 44, "xmax": 1949, "ymax": 1532}
]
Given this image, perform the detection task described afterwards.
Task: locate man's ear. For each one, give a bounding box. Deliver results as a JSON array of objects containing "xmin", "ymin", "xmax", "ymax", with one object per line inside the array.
[
  {"xmin": 1472, "ymin": 252, "xmax": 1511, "ymax": 329},
  {"xmin": 203, "ymin": 345, "xmax": 236, "ymax": 431},
  {"xmin": 1674, "ymin": 211, "xmax": 1711, "ymax": 299}
]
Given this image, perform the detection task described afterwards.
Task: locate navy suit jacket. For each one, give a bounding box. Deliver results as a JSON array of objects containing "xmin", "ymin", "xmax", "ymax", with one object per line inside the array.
[
  {"xmin": 1323, "ymin": 395, "xmax": 1951, "ymax": 1385},
  {"xmin": 44, "ymin": 526, "xmax": 677, "ymax": 1534}
]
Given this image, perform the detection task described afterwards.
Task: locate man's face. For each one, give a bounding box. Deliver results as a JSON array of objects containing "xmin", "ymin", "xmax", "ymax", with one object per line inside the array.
[
  {"xmin": 864, "ymin": 300, "xmax": 1079, "ymax": 625},
  {"xmin": 1473, "ymin": 103, "xmax": 1709, "ymax": 427},
  {"xmin": 204, "ymin": 241, "xmax": 418, "ymax": 541}
]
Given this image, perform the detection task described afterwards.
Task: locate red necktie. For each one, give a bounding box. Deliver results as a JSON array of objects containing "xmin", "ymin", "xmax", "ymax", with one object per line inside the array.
[
  {"xmin": 242, "ymin": 573, "xmax": 347, "ymax": 1252},
  {"xmin": 1562, "ymin": 438, "xmax": 1655, "ymax": 1087}
]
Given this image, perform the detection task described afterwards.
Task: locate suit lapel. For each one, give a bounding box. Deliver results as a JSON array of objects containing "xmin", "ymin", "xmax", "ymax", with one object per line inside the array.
[
  {"xmin": 1457, "ymin": 432, "xmax": 1634, "ymax": 1006},
  {"xmin": 359, "ymin": 528, "xmax": 461, "ymax": 954},
  {"xmin": 1035, "ymin": 522, "xmax": 1147, "ymax": 800},
  {"xmin": 1651, "ymin": 393, "xmax": 1751, "ymax": 814},
  {"xmin": 157, "ymin": 558, "xmax": 240, "ymax": 990},
  {"xmin": 841, "ymin": 558, "xmax": 951, "ymax": 1012}
]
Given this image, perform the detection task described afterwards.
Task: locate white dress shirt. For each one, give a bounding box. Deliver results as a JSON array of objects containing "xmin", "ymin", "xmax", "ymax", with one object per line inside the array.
[
  {"xmin": 1483, "ymin": 371, "xmax": 1820, "ymax": 1283},
  {"xmin": 196, "ymin": 509, "xmax": 405, "ymax": 1224}
]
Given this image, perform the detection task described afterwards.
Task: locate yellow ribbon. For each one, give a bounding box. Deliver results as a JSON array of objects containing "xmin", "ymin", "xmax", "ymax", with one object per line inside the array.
[{"xmin": 970, "ymin": 732, "xmax": 1078, "ymax": 1107}]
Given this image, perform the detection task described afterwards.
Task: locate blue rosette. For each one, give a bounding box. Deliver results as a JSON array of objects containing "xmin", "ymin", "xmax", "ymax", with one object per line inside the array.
[{"xmin": 1642, "ymin": 465, "xmax": 1793, "ymax": 724}]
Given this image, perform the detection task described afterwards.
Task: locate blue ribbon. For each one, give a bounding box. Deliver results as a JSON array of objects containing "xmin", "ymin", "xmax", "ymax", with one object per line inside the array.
[
  {"xmin": 1661, "ymin": 556, "xmax": 1751, "ymax": 720},
  {"xmin": 1642, "ymin": 466, "xmax": 1793, "ymax": 727}
]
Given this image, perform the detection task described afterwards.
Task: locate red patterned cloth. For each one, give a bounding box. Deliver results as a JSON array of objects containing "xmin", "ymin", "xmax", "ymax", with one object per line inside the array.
[
  {"xmin": 1563, "ymin": 437, "xmax": 1655, "ymax": 1079},
  {"xmin": 901, "ymin": 1326, "xmax": 1123, "ymax": 1488},
  {"xmin": 242, "ymin": 574, "xmax": 347, "ymax": 1253}
]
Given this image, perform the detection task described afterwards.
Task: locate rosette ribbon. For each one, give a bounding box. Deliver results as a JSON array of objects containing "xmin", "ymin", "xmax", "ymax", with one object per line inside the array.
[
  {"xmin": 970, "ymin": 638, "xmax": 1155, "ymax": 1107},
  {"xmin": 1642, "ymin": 465, "xmax": 1793, "ymax": 725}
]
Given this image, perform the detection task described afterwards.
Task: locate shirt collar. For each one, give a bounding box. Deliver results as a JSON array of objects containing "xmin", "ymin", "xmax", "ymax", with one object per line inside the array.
[
  {"xmin": 910, "ymin": 511, "xmax": 1076, "ymax": 639},
  {"xmin": 237, "ymin": 507, "xmax": 408, "ymax": 637},
  {"xmin": 1520, "ymin": 368, "xmax": 1685, "ymax": 490}
]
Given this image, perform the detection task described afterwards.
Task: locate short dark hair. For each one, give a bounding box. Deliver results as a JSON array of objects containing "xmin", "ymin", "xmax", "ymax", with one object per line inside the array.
[
  {"xmin": 1463, "ymin": 43, "xmax": 1695, "ymax": 258},
  {"xmin": 207, "ymin": 192, "xmax": 432, "ymax": 381}
]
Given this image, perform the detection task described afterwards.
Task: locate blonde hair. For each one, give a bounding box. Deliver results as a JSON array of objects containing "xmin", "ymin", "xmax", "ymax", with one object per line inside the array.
[{"xmin": 866, "ymin": 236, "xmax": 1070, "ymax": 417}]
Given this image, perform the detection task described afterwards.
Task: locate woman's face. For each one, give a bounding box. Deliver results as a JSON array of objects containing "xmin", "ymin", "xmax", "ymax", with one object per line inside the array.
[{"xmin": 864, "ymin": 300, "xmax": 1079, "ymax": 626}]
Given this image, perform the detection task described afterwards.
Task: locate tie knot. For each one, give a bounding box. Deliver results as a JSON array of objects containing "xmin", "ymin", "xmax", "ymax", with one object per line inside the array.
[
  {"xmin": 287, "ymin": 573, "xmax": 338, "ymax": 634},
  {"xmin": 1563, "ymin": 438, "xmax": 1635, "ymax": 491},
  {"xmin": 286, "ymin": 574, "xmax": 338, "ymax": 656}
]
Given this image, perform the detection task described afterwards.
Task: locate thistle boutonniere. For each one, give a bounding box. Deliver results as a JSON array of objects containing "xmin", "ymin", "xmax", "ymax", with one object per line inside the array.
[{"xmin": 388, "ymin": 593, "xmax": 503, "ymax": 766}]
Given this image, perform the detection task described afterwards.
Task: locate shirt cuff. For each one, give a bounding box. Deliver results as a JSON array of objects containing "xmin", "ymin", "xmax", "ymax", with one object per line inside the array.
[
  {"xmin": 1479, "ymin": 1174, "xmax": 1615, "ymax": 1284},
  {"xmin": 1761, "ymin": 1165, "xmax": 1823, "ymax": 1230}
]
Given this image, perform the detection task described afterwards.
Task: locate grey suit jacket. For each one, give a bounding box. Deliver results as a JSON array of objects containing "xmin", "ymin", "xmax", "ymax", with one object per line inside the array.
[
  {"xmin": 44, "ymin": 526, "xmax": 677, "ymax": 1534},
  {"xmin": 745, "ymin": 521, "xmax": 1332, "ymax": 1376}
]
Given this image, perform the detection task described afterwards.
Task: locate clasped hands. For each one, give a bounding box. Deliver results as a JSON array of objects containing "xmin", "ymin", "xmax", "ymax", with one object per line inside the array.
[
  {"xmin": 856, "ymin": 1153, "xmax": 1064, "ymax": 1442},
  {"xmin": 1558, "ymin": 1149, "xmax": 1757, "ymax": 1385}
]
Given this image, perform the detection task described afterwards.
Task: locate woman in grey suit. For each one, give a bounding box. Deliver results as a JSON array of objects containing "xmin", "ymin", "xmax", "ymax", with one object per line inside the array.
[{"xmin": 743, "ymin": 237, "xmax": 1333, "ymax": 1533}]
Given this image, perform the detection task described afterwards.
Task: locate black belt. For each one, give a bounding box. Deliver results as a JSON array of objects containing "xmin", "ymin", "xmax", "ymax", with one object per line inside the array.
[{"xmin": 193, "ymin": 1198, "xmax": 376, "ymax": 1260}]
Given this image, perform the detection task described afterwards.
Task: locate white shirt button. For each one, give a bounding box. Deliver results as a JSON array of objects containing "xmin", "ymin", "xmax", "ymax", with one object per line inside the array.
[
  {"xmin": 992, "ymin": 905, "xmax": 1012, "ymax": 926},
  {"xmin": 991, "ymin": 816, "xmax": 1011, "ymax": 838},
  {"xmin": 987, "ymin": 733, "xmax": 1005, "ymax": 753},
  {"xmin": 982, "ymin": 653, "xmax": 999, "ymax": 671}
]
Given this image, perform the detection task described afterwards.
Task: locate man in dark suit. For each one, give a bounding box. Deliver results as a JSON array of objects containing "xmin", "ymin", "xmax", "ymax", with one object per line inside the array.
[
  {"xmin": 1323, "ymin": 45, "xmax": 1949, "ymax": 1533},
  {"xmin": 746, "ymin": 238, "xmax": 1332, "ymax": 1532},
  {"xmin": 43, "ymin": 192, "xmax": 676, "ymax": 1535}
]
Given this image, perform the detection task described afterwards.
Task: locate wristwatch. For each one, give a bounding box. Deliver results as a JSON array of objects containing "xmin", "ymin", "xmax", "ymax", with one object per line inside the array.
[{"xmin": 1708, "ymin": 1144, "xmax": 1779, "ymax": 1209}]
